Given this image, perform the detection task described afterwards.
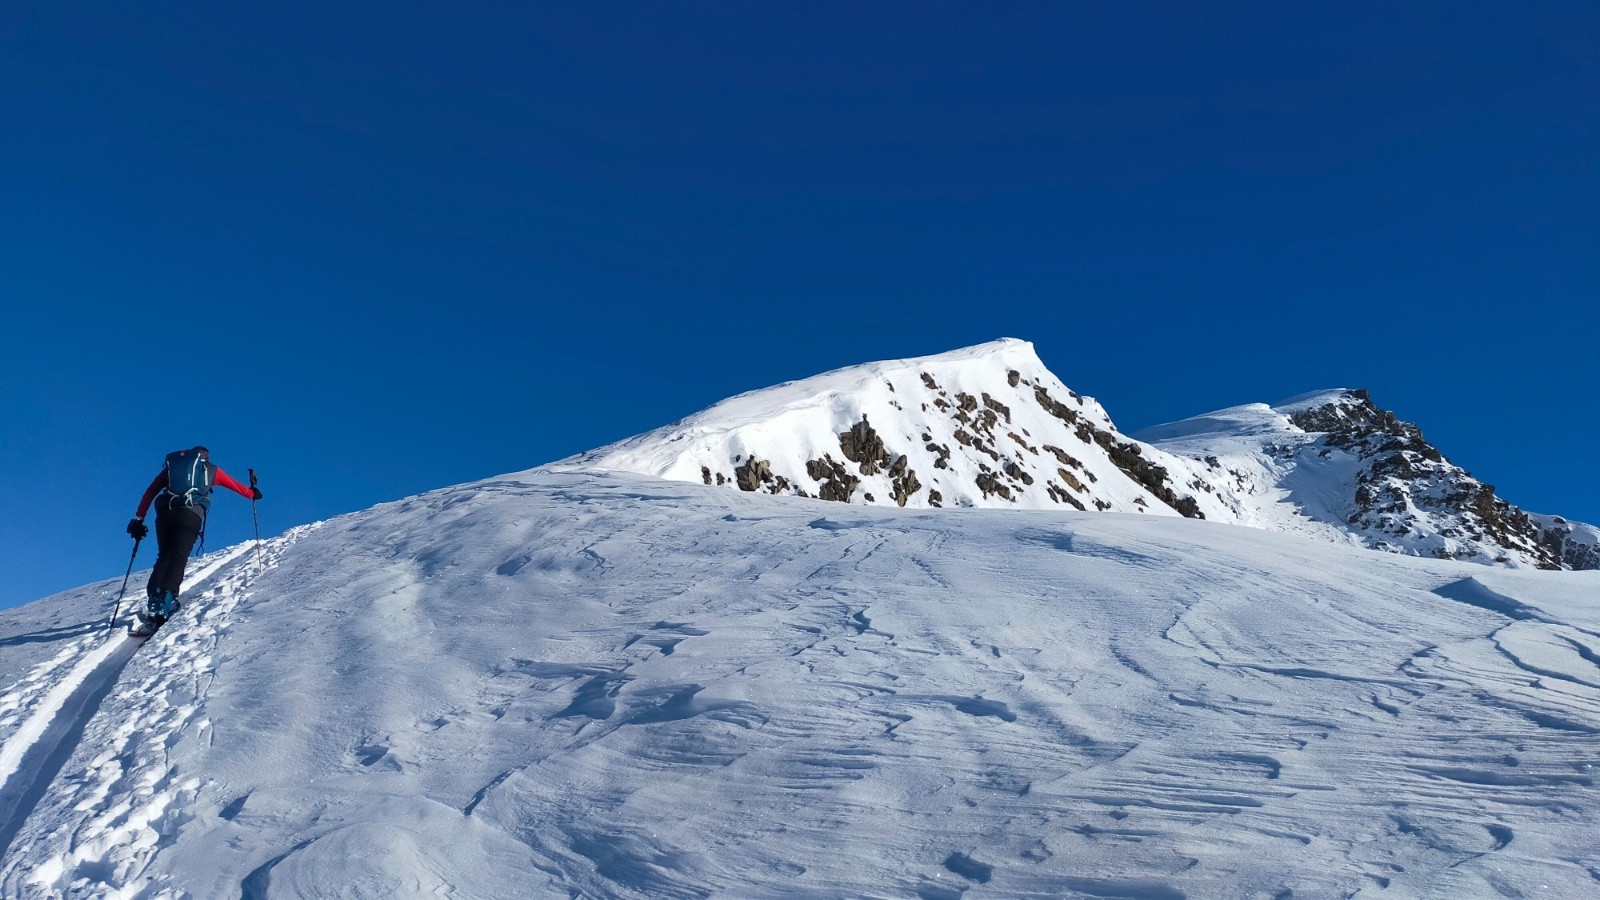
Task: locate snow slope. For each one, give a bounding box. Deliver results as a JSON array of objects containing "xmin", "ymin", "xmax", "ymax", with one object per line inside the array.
[
  {"xmin": 1133, "ymin": 393, "xmax": 1391, "ymax": 547},
  {"xmin": 2, "ymin": 470, "xmax": 1597, "ymax": 898}
]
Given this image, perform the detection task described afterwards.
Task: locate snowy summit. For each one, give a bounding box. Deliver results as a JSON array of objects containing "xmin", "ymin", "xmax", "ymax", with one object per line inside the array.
[
  {"xmin": 574, "ymin": 338, "xmax": 1598, "ymax": 571},
  {"xmin": 2, "ymin": 339, "xmax": 1597, "ymax": 898},
  {"xmin": 570, "ymin": 339, "xmax": 1206, "ymax": 516}
]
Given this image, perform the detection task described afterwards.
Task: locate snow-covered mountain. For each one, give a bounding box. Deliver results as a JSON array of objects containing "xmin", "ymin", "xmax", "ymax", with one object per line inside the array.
[
  {"xmin": 1138, "ymin": 388, "xmax": 1600, "ymax": 570},
  {"xmin": 569, "ymin": 339, "xmax": 1216, "ymax": 519},
  {"xmin": 3, "ymin": 339, "xmax": 1598, "ymax": 898},
  {"xmin": 572, "ymin": 338, "xmax": 1597, "ymax": 571}
]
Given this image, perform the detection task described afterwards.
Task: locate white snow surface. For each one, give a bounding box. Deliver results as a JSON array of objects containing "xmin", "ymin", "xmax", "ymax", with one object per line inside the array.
[
  {"xmin": 1131, "ymin": 395, "xmax": 1375, "ymax": 546},
  {"xmin": 3, "ymin": 469, "xmax": 1598, "ymax": 898}
]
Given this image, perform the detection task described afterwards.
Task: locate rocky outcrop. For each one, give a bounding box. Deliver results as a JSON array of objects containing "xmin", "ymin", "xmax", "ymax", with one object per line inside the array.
[
  {"xmin": 1031, "ymin": 381, "xmax": 1201, "ymax": 519},
  {"xmin": 838, "ymin": 417, "xmax": 892, "ymax": 477},
  {"xmin": 1536, "ymin": 517, "xmax": 1600, "ymax": 571},
  {"xmin": 805, "ymin": 456, "xmax": 860, "ymax": 504},
  {"xmin": 1290, "ymin": 391, "xmax": 1565, "ymax": 568},
  {"xmin": 734, "ymin": 457, "xmax": 793, "ymax": 495}
]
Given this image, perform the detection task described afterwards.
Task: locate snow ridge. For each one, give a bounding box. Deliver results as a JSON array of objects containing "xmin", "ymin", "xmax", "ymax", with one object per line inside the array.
[
  {"xmin": 1141, "ymin": 388, "xmax": 1600, "ymax": 569},
  {"xmin": 569, "ymin": 339, "xmax": 1214, "ymax": 519},
  {"xmin": 573, "ymin": 340, "xmax": 1595, "ymax": 570}
]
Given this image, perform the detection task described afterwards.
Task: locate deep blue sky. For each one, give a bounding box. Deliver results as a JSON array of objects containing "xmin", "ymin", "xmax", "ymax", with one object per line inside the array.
[{"xmin": 3, "ymin": 3, "xmax": 1596, "ymax": 610}]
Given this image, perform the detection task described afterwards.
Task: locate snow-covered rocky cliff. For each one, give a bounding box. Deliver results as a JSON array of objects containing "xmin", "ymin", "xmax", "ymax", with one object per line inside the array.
[
  {"xmin": 569, "ymin": 339, "xmax": 1217, "ymax": 519},
  {"xmin": 572, "ymin": 339, "xmax": 1596, "ymax": 570},
  {"xmin": 1139, "ymin": 388, "xmax": 1600, "ymax": 570}
]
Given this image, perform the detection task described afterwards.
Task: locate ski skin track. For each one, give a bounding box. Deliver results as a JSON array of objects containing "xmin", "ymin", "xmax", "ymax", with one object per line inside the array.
[
  {"xmin": 0, "ymin": 542, "xmax": 257, "ymax": 873},
  {"xmin": 0, "ymin": 641, "xmax": 138, "ymax": 862}
]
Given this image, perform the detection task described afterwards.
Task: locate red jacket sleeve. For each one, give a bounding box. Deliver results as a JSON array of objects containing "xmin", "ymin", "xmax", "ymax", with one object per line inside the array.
[
  {"xmin": 215, "ymin": 467, "xmax": 255, "ymax": 499},
  {"xmin": 135, "ymin": 471, "xmax": 167, "ymax": 519}
]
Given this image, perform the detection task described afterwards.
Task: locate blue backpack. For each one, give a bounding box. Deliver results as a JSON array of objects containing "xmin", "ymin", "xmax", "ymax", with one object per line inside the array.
[{"xmin": 164, "ymin": 447, "xmax": 217, "ymax": 510}]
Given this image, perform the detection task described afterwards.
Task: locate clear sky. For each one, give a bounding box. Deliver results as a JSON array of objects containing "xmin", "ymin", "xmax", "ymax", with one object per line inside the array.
[{"xmin": 3, "ymin": 2, "xmax": 1595, "ymax": 611}]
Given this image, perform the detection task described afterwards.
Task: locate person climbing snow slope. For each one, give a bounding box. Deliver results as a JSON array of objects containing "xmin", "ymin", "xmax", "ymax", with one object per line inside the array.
[{"xmin": 125, "ymin": 445, "xmax": 260, "ymax": 636}]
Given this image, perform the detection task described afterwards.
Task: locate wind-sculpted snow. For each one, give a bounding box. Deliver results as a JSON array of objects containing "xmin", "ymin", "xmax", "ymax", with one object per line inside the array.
[{"xmin": 2, "ymin": 471, "xmax": 1597, "ymax": 898}]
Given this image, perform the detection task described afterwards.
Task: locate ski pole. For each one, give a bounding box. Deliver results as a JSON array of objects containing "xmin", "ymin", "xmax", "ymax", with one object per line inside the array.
[
  {"xmin": 107, "ymin": 536, "xmax": 142, "ymax": 634},
  {"xmin": 248, "ymin": 468, "xmax": 264, "ymax": 568}
]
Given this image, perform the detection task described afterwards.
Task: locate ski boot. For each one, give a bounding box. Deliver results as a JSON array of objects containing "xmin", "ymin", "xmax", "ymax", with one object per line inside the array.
[{"xmin": 129, "ymin": 590, "xmax": 179, "ymax": 637}]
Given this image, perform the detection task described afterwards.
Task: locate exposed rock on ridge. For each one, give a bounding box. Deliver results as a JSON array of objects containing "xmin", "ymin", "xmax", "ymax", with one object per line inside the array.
[
  {"xmin": 567, "ymin": 339, "xmax": 1209, "ymax": 518},
  {"xmin": 1142, "ymin": 389, "xmax": 1598, "ymax": 570},
  {"xmin": 1289, "ymin": 390, "xmax": 1553, "ymax": 565}
]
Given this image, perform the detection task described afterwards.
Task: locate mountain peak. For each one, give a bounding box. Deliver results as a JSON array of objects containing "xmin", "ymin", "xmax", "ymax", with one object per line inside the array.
[
  {"xmin": 566, "ymin": 339, "xmax": 1207, "ymax": 516},
  {"xmin": 565, "ymin": 342, "xmax": 1595, "ymax": 571},
  {"xmin": 1148, "ymin": 387, "xmax": 1598, "ymax": 570},
  {"xmin": 1272, "ymin": 387, "xmax": 1364, "ymax": 415}
]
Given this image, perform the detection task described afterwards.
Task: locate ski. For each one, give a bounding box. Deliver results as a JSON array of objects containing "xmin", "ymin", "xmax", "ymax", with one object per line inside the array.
[
  {"xmin": 127, "ymin": 615, "xmax": 165, "ymax": 638},
  {"xmin": 127, "ymin": 600, "xmax": 182, "ymax": 639}
]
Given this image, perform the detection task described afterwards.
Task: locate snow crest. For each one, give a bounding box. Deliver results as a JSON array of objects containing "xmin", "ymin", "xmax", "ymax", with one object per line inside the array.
[{"xmin": 566, "ymin": 339, "xmax": 1216, "ymax": 519}]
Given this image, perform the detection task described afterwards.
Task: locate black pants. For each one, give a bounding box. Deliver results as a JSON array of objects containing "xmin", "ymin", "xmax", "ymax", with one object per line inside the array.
[{"xmin": 147, "ymin": 502, "xmax": 204, "ymax": 601}]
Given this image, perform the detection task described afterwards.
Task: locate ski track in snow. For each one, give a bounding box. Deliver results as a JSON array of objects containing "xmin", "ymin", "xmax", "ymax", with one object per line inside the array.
[
  {"xmin": 1, "ymin": 474, "xmax": 1597, "ymax": 898},
  {"xmin": 0, "ymin": 530, "xmax": 311, "ymax": 897}
]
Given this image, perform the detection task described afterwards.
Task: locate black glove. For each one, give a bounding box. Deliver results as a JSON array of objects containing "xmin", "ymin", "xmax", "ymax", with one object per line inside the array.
[
  {"xmin": 127, "ymin": 518, "xmax": 148, "ymax": 540},
  {"xmin": 251, "ymin": 486, "xmax": 263, "ymax": 500}
]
